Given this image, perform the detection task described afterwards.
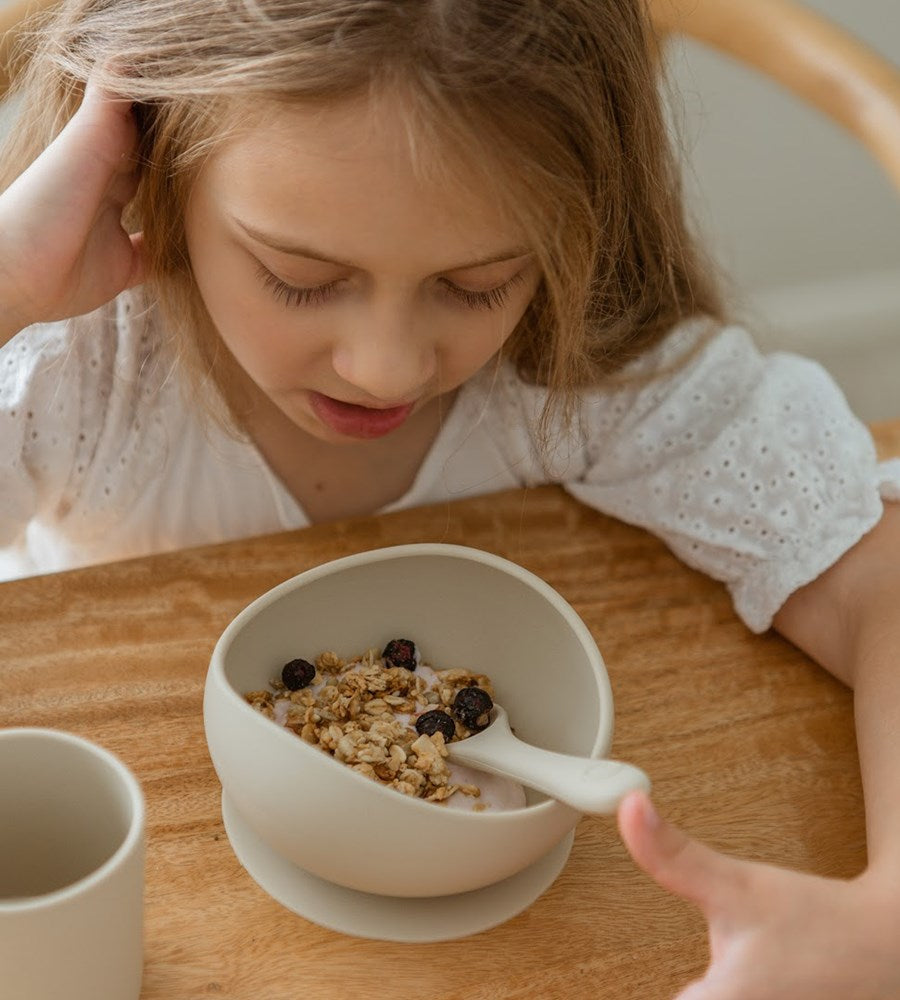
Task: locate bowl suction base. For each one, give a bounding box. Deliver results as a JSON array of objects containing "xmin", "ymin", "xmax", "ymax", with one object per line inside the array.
[{"xmin": 221, "ymin": 791, "xmax": 574, "ymax": 943}]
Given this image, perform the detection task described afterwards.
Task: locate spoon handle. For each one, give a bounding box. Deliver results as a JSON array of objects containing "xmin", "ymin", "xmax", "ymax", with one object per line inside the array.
[{"xmin": 454, "ymin": 737, "xmax": 650, "ymax": 814}]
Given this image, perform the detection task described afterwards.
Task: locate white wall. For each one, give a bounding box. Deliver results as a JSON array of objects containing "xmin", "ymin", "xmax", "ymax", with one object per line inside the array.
[{"xmin": 664, "ymin": 0, "xmax": 900, "ymax": 420}]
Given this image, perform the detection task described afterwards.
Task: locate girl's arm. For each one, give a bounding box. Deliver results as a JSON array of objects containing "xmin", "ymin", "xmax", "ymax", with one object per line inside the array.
[
  {"xmin": 773, "ymin": 499, "xmax": 900, "ymax": 864},
  {"xmin": 0, "ymin": 78, "xmax": 143, "ymax": 347},
  {"xmin": 618, "ymin": 500, "xmax": 900, "ymax": 999}
]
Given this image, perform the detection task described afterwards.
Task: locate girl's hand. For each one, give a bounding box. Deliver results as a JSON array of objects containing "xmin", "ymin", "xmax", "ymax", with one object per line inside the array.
[
  {"xmin": 618, "ymin": 791, "xmax": 900, "ymax": 999},
  {"xmin": 0, "ymin": 77, "xmax": 144, "ymax": 339}
]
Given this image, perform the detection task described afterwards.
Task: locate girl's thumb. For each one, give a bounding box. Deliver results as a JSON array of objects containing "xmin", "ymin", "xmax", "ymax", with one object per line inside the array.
[{"xmin": 616, "ymin": 791, "xmax": 742, "ymax": 913}]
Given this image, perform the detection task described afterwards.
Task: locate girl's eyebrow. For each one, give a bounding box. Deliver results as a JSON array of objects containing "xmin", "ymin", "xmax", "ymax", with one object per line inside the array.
[{"xmin": 232, "ymin": 217, "xmax": 531, "ymax": 271}]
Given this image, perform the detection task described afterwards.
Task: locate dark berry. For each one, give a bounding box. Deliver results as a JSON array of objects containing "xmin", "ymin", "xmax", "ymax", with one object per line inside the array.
[
  {"xmin": 415, "ymin": 710, "xmax": 456, "ymax": 741},
  {"xmin": 281, "ymin": 658, "xmax": 316, "ymax": 691},
  {"xmin": 382, "ymin": 638, "xmax": 418, "ymax": 670},
  {"xmin": 452, "ymin": 686, "xmax": 493, "ymax": 731}
]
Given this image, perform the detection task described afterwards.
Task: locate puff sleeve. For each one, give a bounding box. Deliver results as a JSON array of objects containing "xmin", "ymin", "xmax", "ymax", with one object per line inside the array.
[{"xmin": 561, "ymin": 324, "xmax": 900, "ymax": 632}]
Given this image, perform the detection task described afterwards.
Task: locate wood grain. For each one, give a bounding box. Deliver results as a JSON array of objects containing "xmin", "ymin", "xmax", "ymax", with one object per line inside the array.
[{"xmin": 1, "ymin": 423, "xmax": 897, "ymax": 1000}]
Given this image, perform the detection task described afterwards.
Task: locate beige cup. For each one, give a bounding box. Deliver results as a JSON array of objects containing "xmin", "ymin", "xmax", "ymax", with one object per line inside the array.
[{"xmin": 0, "ymin": 728, "xmax": 145, "ymax": 1000}]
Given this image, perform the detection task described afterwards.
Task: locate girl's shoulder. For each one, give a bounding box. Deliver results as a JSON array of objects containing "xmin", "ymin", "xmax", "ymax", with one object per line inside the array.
[
  {"xmin": 466, "ymin": 316, "xmax": 752, "ymax": 435},
  {"xmin": 0, "ymin": 286, "xmax": 172, "ymax": 397},
  {"xmin": 459, "ymin": 317, "xmax": 818, "ymax": 486},
  {"xmin": 0, "ymin": 287, "xmax": 185, "ymax": 503}
]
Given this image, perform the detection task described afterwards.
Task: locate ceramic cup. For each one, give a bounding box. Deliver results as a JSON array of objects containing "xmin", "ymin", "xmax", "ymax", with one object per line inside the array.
[{"xmin": 0, "ymin": 728, "xmax": 145, "ymax": 1000}]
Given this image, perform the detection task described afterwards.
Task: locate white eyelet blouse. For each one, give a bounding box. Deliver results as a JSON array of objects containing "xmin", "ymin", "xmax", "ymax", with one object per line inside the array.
[{"xmin": 1, "ymin": 289, "xmax": 898, "ymax": 632}]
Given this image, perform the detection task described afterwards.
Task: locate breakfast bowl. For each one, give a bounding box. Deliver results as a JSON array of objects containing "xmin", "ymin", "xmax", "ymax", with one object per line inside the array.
[{"xmin": 204, "ymin": 543, "xmax": 620, "ymax": 939}]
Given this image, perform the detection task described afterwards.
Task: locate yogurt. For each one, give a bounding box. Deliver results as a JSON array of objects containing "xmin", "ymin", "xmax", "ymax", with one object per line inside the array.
[{"xmin": 246, "ymin": 641, "xmax": 527, "ymax": 811}]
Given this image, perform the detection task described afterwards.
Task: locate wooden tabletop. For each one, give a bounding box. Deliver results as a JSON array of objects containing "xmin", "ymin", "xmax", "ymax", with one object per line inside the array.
[{"xmin": 2, "ymin": 420, "xmax": 898, "ymax": 1000}]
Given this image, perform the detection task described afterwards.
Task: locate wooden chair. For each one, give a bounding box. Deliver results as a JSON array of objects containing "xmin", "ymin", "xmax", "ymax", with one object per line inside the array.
[
  {"xmin": 649, "ymin": 0, "xmax": 900, "ymax": 194},
  {"xmin": 0, "ymin": 0, "xmax": 57, "ymax": 98},
  {"xmin": 1, "ymin": 0, "xmax": 899, "ymax": 191}
]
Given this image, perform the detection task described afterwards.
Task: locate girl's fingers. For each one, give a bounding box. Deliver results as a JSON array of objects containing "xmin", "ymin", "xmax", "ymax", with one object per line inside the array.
[
  {"xmin": 81, "ymin": 71, "xmax": 137, "ymax": 125},
  {"xmin": 617, "ymin": 791, "xmax": 755, "ymax": 917},
  {"xmin": 69, "ymin": 76, "xmax": 140, "ymax": 172}
]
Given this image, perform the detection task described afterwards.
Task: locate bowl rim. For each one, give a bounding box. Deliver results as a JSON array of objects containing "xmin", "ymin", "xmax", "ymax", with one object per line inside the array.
[{"xmin": 206, "ymin": 542, "xmax": 615, "ymax": 819}]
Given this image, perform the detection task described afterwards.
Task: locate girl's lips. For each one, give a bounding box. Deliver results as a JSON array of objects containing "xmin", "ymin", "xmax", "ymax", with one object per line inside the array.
[{"xmin": 309, "ymin": 392, "xmax": 416, "ymax": 439}]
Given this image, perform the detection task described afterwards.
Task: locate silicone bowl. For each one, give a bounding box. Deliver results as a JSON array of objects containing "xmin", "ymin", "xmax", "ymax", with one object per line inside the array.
[{"xmin": 204, "ymin": 543, "xmax": 614, "ymax": 897}]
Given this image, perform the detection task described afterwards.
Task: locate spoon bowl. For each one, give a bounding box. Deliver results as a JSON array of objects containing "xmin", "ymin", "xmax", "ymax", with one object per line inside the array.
[{"xmin": 449, "ymin": 705, "xmax": 650, "ymax": 814}]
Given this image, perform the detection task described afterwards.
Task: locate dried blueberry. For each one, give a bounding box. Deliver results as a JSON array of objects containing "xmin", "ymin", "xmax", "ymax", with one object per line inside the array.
[
  {"xmin": 382, "ymin": 638, "xmax": 418, "ymax": 670},
  {"xmin": 452, "ymin": 686, "xmax": 493, "ymax": 731},
  {"xmin": 415, "ymin": 710, "xmax": 456, "ymax": 741},
  {"xmin": 281, "ymin": 658, "xmax": 316, "ymax": 691}
]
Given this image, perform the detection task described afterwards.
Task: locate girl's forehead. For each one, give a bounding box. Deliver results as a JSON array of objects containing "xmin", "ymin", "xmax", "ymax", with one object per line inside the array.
[
  {"xmin": 198, "ymin": 92, "xmax": 527, "ymax": 267},
  {"xmin": 211, "ymin": 89, "xmax": 468, "ymax": 190}
]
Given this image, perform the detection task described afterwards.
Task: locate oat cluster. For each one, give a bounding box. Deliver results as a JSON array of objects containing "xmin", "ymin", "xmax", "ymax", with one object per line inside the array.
[{"xmin": 245, "ymin": 647, "xmax": 495, "ymax": 807}]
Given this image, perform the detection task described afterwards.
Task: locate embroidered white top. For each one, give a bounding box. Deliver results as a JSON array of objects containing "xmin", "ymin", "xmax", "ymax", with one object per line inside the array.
[{"xmin": 2, "ymin": 289, "xmax": 898, "ymax": 631}]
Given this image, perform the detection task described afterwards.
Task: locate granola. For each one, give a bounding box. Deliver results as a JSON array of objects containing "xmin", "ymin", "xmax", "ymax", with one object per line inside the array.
[{"xmin": 244, "ymin": 640, "xmax": 501, "ymax": 807}]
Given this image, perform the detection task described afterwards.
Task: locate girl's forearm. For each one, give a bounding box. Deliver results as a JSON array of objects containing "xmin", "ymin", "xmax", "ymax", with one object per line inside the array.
[
  {"xmin": 0, "ymin": 228, "xmax": 30, "ymax": 346},
  {"xmin": 774, "ymin": 501, "xmax": 900, "ymax": 871},
  {"xmin": 852, "ymin": 625, "xmax": 900, "ymax": 868}
]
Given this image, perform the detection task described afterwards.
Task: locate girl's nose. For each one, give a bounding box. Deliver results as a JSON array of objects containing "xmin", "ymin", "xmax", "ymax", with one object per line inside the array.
[{"xmin": 331, "ymin": 310, "xmax": 437, "ymax": 403}]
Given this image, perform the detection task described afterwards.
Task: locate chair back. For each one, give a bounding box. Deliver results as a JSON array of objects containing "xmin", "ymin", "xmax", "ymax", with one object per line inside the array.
[{"xmin": 649, "ymin": 0, "xmax": 900, "ymax": 193}]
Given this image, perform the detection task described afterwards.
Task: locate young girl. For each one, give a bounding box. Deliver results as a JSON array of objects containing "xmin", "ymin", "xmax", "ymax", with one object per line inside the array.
[{"xmin": 1, "ymin": 1, "xmax": 899, "ymax": 995}]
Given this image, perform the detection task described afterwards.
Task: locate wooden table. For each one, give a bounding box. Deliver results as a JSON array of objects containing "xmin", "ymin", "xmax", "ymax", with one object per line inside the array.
[{"xmin": 2, "ymin": 421, "xmax": 898, "ymax": 1000}]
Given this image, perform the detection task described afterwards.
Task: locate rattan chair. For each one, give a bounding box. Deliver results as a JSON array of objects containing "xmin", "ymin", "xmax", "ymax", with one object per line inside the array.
[
  {"xmin": 649, "ymin": 0, "xmax": 900, "ymax": 193},
  {"xmin": 0, "ymin": 0, "xmax": 56, "ymax": 98}
]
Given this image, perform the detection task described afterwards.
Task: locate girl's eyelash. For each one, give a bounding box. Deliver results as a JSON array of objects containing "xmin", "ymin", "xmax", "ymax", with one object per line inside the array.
[
  {"xmin": 257, "ymin": 264, "xmax": 527, "ymax": 311},
  {"xmin": 256, "ymin": 265, "xmax": 341, "ymax": 308},
  {"xmin": 440, "ymin": 271, "xmax": 527, "ymax": 311}
]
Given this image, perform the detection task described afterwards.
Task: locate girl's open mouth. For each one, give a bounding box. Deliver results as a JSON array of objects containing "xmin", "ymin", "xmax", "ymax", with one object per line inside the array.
[{"xmin": 309, "ymin": 392, "xmax": 416, "ymax": 439}]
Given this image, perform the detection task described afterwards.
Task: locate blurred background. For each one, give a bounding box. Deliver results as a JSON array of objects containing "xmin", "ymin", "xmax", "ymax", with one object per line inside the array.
[
  {"xmin": 664, "ymin": 0, "xmax": 899, "ymax": 421},
  {"xmin": 1, "ymin": 0, "xmax": 898, "ymax": 419}
]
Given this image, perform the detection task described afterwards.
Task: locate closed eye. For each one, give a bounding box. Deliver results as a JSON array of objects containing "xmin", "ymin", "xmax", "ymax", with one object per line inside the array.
[
  {"xmin": 438, "ymin": 271, "xmax": 528, "ymax": 311},
  {"xmin": 256, "ymin": 264, "xmax": 342, "ymax": 307},
  {"xmin": 257, "ymin": 263, "xmax": 529, "ymax": 311}
]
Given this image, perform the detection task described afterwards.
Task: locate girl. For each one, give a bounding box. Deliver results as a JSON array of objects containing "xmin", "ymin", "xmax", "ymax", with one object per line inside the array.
[{"xmin": 1, "ymin": 1, "xmax": 899, "ymax": 996}]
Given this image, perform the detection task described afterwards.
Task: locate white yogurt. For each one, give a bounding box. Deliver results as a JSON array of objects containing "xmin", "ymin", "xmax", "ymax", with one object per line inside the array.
[{"xmin": 270, "ymin": 656, "xmax": 527, "ymax": 811}]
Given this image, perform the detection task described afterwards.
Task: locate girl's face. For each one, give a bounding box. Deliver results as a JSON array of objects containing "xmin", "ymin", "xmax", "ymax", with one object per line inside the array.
[{"xmin": 184, "ymin": 92, "xmax": 539, "ymax": 444}]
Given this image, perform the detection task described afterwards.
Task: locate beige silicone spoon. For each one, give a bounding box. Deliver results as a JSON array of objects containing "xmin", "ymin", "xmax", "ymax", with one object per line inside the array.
[{"xmin": 447, "ymin": 705, "xmax": 650, "ymax": 814}]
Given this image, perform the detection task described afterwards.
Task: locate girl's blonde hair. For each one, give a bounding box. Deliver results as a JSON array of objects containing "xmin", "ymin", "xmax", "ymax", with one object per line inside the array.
[{"xmin": 1, "ymin": 0, "xmax": 723, "ymax": 431}]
